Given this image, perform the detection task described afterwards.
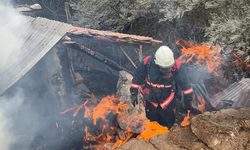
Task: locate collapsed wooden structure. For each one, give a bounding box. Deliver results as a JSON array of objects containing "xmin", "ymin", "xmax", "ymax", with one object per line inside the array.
[
  {"xmin": 0, "ymin": 11, "xmax": 162, "ymax": 106},
  {"xmin": 0, "ymin": 8, "xmax": 162, "ymax": 148}
]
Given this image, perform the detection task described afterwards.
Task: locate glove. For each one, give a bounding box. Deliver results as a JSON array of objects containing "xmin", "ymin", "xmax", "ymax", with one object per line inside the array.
[
  {"xmin": 184, "ymin": 98, "xmax": 192, "ymax": 111},
  {"xmin": 131, "ymin": 94, "xmax": 138, "ymax": 107}
]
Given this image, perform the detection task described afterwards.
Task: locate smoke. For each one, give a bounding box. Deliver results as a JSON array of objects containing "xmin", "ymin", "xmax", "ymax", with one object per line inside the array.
[
  {"xmin": 0, "ymin": 89, "xmax": 25, "ymax": 150},
  {"xmin": 0, "ymin": 1, "xmax": 28, "ymax": 70},
  {"xmin": 0, "ymin": 110, "xmax": 12, "ymax": 150},
  {"xmin": 0, "ymin": 1, "xmax": 32, "ymax": 150},
  {"xmin": 0, "ymin": 1, "xmax": 82, "ymax": 149}
]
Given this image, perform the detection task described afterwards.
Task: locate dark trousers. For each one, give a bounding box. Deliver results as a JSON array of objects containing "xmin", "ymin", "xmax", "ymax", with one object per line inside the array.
[{"xmin": 145, "ymin": 100, "xmax": 175, "ymax": 129}]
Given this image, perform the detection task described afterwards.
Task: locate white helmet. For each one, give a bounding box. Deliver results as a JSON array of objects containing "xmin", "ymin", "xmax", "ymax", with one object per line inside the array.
[{"xmin": 154, "ymin": 46, "xmax": 175, "ymax": 68}]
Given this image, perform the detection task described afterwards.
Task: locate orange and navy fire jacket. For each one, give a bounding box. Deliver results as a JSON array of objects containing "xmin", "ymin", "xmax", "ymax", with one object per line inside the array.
[{"xmin": 130, "ymin": 55, "xmax": 193, "ymax": 109}]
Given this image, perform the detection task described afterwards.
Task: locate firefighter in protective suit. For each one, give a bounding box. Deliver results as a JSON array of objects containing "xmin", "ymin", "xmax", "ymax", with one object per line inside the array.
[{"xmin": 130, "ymin": 46, "xmax": 193, "ymax": 129}]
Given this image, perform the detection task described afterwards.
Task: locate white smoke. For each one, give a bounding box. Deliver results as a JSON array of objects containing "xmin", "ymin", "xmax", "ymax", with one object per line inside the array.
[
  {"xmin": 0, "ymin": 88, "xmax": 25, "ymax": 150},
  {"xmin": 0, "ymin": 2, "xmax": 28, "ymax": 70},
  {"xmin": 0, "ymin": 110, "xmax": 12, "ymax": 150},
  {"xmin": 0, "ymin": 1, "xmax": 29, "ymax": 150}
]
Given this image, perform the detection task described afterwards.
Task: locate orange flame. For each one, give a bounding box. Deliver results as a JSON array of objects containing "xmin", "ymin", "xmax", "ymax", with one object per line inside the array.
[
  {"xmin": 62, "ymin": 95, "xmax": 169, "ymax": 149},
  {"xmin": 60, "ymin": 103, "xmax": 84, "ymax": 117},
  {"xmin": 136, "ymin": 121, "xmax": 168, "ymax": 140},
  {"xmin": 181, "ymin": 110, "xmax": 190, "ymax": 127},
  {"xmin": 176, "ymin": 39, "xmax": 223, "ymax": 75},
  {"xmin": 197, "ymin": 95, "xmax": 205, "ymax": 113}
]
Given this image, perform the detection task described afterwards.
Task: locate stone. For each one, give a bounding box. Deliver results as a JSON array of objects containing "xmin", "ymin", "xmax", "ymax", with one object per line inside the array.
[
  {"xmin": 116, "ymin": 71, "xmax": 133, "ymax": 104},
  {"xmin": 115, "ymin": 138, "xmax": 158, "ymax": 150},
  {"xmin": 149, "ymin": 133, "xmax": 185, "ymax": 150},
  {"xmin": 167, "ymin": 125, "xmax": 211, "ymax": 150},
  {"xmin": 191, "ymin": 108, "xmax": 250, "ymax": 150}
]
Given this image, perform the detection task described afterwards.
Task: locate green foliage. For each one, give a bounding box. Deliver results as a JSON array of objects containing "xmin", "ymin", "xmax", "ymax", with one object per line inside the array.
[
  {"xmin": 70, "ymin": 0, "xmax": 250, "ymax": 54},
  {"xmin": 205, "ymin": 0, "xmax": 250, "ymax": 53},
  {"xmin": 158, "ymin": 0, "xmax": 203, "ymax": 21},
  {"xmin": 69, "ymin": 0, "xmax": 153, "ymax": 31}
]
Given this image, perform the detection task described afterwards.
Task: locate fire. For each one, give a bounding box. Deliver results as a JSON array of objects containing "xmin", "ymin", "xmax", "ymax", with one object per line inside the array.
[
  {"xmin": 61, "ymin": 95, "xmax": 169, "ymax": 149},
  {"xmin": 181, "ymin": 110, "xmax": 190, "ymax": 127},
  {"xmin": 136, "ymin": 121, "xmax": 168, "ymax": 140},
  {"xmin": 60, "ymin": 103, "xmax": 85, "ymax": 117},
  {"xmin": 197, "ymin": 95, "xmax": 205, "ymax": 113},
  {"xmin": 176, "ymin": 39, "xmax": 223, "ymax": 75}
]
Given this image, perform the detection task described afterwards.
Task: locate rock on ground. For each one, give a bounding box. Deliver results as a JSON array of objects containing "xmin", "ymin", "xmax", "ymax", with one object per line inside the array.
[
  {"xmin": 191, "ymin": 108, "xmax": 250, "ymax": 150},
  {"xmin": 167, "ymin": 125, "xmax": 212, "ymax": 150},
  {"xmin": 115, "ymin": 138, "xmax": 158, "ymax": 150},
  {"xmin": 116, "ymin": 107, "xmax": 250, "ymax": 150},
  {"xmin": 116, "ymin": 71, "xmax": 133, "ymax": 104}
]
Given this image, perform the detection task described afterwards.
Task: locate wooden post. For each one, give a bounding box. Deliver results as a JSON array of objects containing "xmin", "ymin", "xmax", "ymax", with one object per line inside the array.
[
  {"xmin": 118, "ymin": 46, "xmax": 137, "ymax": 69},
  {"xmin": 66, "ymin": 48, "xmax": 76, "ymax": 84},
  {"xmin": 139, "ymin": 44, "xmax": 142, "ymax": 61},
  {"xmin": 65, "ymin": 2, "xmax": 71, "ymax": 24}
]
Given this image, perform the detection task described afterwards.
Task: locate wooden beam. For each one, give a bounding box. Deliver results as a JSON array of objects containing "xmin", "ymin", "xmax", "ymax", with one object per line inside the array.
[
  {"xmin": 139, "ymin": 44, "xmax": 142, "ymax": 61},
  {"xmin": 118, "ymin": 46, "xmax": 137, "ymax": 69},
  {"xmin": 64, "ymin": 2, "xmax": 71, "ymax": 24},
  {"xmin": 62, "ymin": 41, "xmax": 134, "ymax": 74},
  {"xmin": 66, "ymin": 48, "xmax": 76, "ymax": 84}
]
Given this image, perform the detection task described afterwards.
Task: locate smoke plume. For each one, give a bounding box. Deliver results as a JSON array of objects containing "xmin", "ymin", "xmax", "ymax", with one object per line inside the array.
[
  {"xmin": 0, "ymin": 1, "xmax": 30, "ymax": 150},
  {"xmin": 0, "ymin": 1, "xmax": 28, "ymax": 70}
]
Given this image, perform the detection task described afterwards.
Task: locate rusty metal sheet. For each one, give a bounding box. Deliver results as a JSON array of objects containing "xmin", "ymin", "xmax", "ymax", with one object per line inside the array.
[{"xmin": 0, "ymin": 17, "xmax": 72, "ymax": 95}]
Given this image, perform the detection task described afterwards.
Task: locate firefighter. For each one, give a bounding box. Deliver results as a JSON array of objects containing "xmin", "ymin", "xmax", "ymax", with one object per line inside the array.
[{"xmin": 130, "ymin": 45, "xmax": 193, "ymax": 129}]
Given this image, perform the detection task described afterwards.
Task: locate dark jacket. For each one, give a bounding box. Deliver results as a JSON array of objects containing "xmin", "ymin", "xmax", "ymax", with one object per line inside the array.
[{"xmin": 130, "ymin": 55, "xmax": 193, "ymax": 109}]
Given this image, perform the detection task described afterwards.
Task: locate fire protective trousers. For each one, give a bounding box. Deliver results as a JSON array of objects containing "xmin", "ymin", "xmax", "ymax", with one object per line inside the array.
[{"xmin": 145, "ymin": 100, "xmax": 175, "ymax": 129}]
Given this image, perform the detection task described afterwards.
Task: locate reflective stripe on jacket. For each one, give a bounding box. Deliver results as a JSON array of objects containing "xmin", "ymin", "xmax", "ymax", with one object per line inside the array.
[{"xmin": 130, "ymin": 55, "xmax": 193, "ymax": 109}]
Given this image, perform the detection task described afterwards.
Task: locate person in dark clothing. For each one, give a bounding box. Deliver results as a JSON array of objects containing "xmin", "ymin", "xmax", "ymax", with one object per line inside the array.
[{"xmin": 130, "ymin": 46, "xmax": 193, "ymax": 129}]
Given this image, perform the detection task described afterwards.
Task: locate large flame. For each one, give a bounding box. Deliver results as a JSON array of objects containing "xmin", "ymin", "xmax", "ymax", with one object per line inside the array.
[
  {"xmin": 62, "ymin": 95, "xmax": 168, "ymax": 149},
  {"xmin": 176, "ymin": 39, "xmax": 223, "ymax": 75}
]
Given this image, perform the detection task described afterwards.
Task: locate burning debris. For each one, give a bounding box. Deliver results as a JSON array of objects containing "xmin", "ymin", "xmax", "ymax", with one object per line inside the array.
[
  {"xmin": 61, "ymin": 95, "xmax": 169, "ymax": 149},
  {"xmin": 33, "ymin": 39, "xmax": 250, "ymax": 150},
  {"xmin": 1, "ymin": 2, "xmax": 250, "ymax": 149},
  {"xmin": 58, "ymin": 36, "xmax": 250, "ymax": 149}
]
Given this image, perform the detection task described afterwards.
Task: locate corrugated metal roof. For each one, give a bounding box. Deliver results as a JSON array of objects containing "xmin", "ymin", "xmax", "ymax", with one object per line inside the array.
[
  {"xmin": 0, "ymin": 17, "xmax": 72, "ymax": 95},
  {"xmin": 210, "ymin": 78, "xmax": 250, "ymax": 106},
  {"xmin": 67, "ymin": 26, "xmax": 162, "ymax": 45}
]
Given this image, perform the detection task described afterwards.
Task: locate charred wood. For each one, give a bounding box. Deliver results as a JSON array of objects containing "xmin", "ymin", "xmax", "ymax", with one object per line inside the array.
[{"xmin": 62, "ymin": 41, "xmax": 133, "ymax": 74}]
